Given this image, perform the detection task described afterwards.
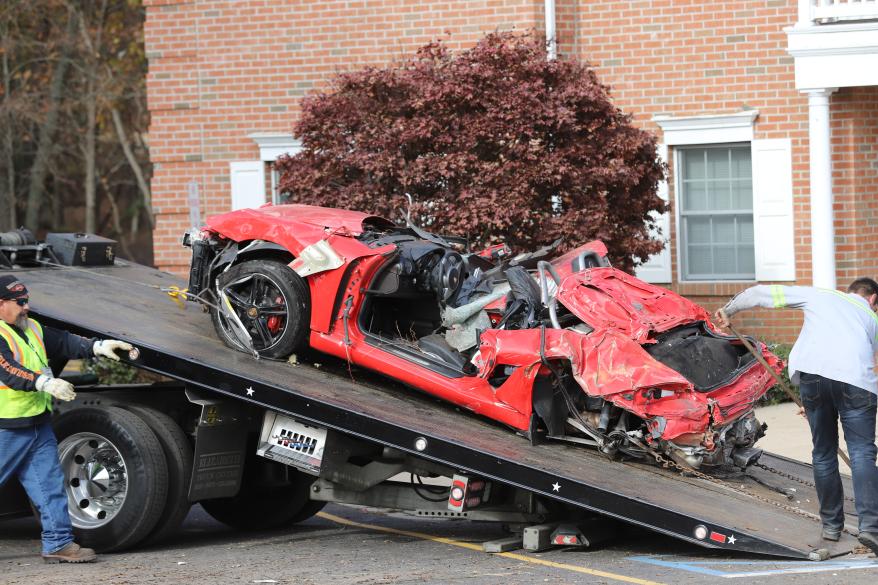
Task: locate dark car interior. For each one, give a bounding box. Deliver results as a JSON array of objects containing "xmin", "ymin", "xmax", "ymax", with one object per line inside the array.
[
  {"xmin": 356, "ymin": 233, "xmax": 600, "ymax": 377},
  {"xmin": 358, "ymin": 241, "xmax": 474, "ymax": 377}
]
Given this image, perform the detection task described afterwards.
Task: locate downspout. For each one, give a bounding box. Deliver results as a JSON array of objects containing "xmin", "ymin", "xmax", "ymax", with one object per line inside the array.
[{"xmin": 545, "ymin": 0, "xmax": 557, "ymax": 60}]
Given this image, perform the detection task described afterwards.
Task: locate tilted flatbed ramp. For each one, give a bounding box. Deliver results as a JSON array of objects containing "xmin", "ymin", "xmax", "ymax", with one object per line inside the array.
[{"xmin": 3, "ymin": 262, "xmax": 861, "ymax": 559}]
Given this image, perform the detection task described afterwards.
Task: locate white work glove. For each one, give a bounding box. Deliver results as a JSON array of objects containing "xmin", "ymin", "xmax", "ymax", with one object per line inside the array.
[
  {"xmin": 93, "ymin": 339, "xmax": 133, "ymax": 361},
  {"xmin": 35, "ymin": 375, "xmax": 76, "ymax": 402}
]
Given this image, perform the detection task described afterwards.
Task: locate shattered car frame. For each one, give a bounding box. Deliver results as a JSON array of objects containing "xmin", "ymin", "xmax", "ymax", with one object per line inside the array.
[{"xmin": 184, "ymin": 204, "xmax": 781, "ymax": 470}]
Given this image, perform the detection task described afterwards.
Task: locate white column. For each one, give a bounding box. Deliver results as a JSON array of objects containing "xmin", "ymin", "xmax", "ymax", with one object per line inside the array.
[{"xmin": 805, "ymin": 88, "xmax": 837, "ymax": 289}]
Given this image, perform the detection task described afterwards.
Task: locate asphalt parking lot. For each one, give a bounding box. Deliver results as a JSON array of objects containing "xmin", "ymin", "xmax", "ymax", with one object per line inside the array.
[{"xmin": 3, "ymin": 502, "xmax": 878, "ymax": 585}]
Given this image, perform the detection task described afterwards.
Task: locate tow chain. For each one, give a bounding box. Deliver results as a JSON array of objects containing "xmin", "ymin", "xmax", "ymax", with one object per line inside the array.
[
  {"xmin": 755, "ymin": 461, "xmax": 856, "ymax": 504},
  {"xmin": 625, "ymin": 429, "xmax": 860, "ymax": 533},
  {"xmin": 644, "ymin": 447, "xmax": 823, "ymax": 524}
]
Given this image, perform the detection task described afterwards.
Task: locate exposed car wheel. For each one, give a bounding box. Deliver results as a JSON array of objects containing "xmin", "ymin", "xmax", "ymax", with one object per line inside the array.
[
  {"xmin": 54, "ymin": 406, "xmax": 169, "ymax": 552},
  {"xmin": 122, "ymin": 406, "xmax": 194, "ymax": 546},
  {"xmin": 211, "ymin": 259, "xmax": 310, "ymax": 359},
  {"xmin": 200, "ymin": 458, "xmax": 324, "ymax": 530}
]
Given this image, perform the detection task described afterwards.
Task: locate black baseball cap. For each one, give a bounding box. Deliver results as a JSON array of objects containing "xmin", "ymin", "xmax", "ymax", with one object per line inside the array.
[{"xmin": 0, "ymin": 275, "xmax": 28, "ymax": 300}]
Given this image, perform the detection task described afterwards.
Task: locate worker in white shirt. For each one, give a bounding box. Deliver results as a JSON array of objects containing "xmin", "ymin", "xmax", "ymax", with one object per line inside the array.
[{"xmin": 715, "ymin": 278, "xmax": 878, "ymax": 554}]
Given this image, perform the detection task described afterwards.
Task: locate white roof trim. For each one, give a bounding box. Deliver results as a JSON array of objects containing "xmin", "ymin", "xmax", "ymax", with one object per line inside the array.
[
  {"xmin": 248, "ymin": 132, "xmax": 302, "ymax": 161},
  {"xmin": 652, "ymin": 111, "xmax": 759, "ymax": 146}
]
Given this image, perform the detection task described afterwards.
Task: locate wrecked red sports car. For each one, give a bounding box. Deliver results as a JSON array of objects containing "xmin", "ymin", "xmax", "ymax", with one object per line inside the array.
[{"xmin": 183, "ymin": 204, "xmax": 781, "ymax": 469}]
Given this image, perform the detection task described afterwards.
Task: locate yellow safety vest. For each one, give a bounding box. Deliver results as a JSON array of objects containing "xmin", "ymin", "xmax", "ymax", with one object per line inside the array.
[{"xmin": 0, "ymin": 318, "xmax": 52, "ymax": 420}]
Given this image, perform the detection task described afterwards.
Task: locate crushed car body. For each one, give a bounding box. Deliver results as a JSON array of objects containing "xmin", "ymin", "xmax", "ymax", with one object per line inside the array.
[{"xmin": 184, "ymin": 203, "xmax": 781, "ymax": 470}]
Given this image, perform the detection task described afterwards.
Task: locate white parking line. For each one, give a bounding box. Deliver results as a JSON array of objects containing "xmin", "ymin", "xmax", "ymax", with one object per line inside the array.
[{"xmin": 629, "ymin": 555, "xmax": 878, "ymax": 578}]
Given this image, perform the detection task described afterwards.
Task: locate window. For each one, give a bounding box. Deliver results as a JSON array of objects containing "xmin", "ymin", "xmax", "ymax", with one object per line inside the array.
[
  {"xmin": 269, "ymin": 164, "xmax": 283, "ymax": 205},
  {"xmin": 247, "ymin": 133, "xmax": 302, "ymax": 205},
  {"xmin": 649, "ymin": 112, "xmax": 795, "ymax": 283},
  {"xmin": 677, "ymin": 145, "xmax": 755, "ymax": 280}
]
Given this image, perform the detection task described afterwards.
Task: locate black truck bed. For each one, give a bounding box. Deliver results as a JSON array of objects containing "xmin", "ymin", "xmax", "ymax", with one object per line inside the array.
[{"xmin": 5, "ymin": 261, "xmax": 860, "ymax": 559}]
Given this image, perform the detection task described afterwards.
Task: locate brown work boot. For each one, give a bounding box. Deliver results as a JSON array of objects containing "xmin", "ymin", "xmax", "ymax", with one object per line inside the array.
[
  {"xmin": 859, "ymin": 532, "xmax": 878, "ymax": 556},
  {"xmin": 821, "ymin": 527, "xmax": 841, "ymax": 542},
  {"xmin": 42, "ymin": 542, "xmax": 97, "ymax": 564}
]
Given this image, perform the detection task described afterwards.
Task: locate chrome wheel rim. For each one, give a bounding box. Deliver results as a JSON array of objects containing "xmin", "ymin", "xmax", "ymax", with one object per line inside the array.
[{"xmin": 58, "ymin": 432, "xmax": 128, "ymax": 528}]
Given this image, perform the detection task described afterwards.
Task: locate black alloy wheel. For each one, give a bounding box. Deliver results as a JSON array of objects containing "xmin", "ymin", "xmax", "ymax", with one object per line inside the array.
[{"xmin": 212, "ymin": 259, "xmax": 310, "ymax": 359}]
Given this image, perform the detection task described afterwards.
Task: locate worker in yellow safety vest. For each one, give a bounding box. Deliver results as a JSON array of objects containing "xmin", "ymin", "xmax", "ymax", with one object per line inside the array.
[{"xmin": 0, "ymin": 274, "xmax": 132, "ymax": 563}]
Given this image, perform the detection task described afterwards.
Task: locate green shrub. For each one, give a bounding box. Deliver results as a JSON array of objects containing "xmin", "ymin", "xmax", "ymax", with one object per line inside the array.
[
  {"xmin": 79, "ymin": 358, "xmax": 166, "ymax": 385},
  {"xmin": 80, "ymin": 357, "xmax": 138, "ymax": 384},
  {"xmin": 276, "ymin": 32, "xmax": 667, "ymax": 272},
  {"xmin": 758, "ymin": 343, "xmax": 798, "ymax": 405}
]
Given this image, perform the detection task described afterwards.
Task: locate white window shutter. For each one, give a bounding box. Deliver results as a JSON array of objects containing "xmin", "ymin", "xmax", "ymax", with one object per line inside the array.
[
  {"xmin": 229, "ymin": 161, "xmax": 266, "ymax": 210},
  {"xmin": 752, "ymin": 139, "xmax": 796, "ymax": 281},
  {"xmin": 635, "ymin": 143, "xmax": 672, "ymax": 283}
]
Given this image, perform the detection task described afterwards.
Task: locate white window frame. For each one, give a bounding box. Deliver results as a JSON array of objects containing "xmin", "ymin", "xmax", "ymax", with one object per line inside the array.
[
  {"xmin": 229, "ymin": 161, "xmax": 266, "ymax": 211},
  {"xmin": 634, "ymin": 144, "xmax": 672, "ymax": 284},
  {"xmin": 248, "ymin": 133, "xmax": 303, "ymax": 204},
  {"xmin": 750, "ymin": 138, "xmax": 796, "ymax": 282},
  {"xmin": 654, "ymin": 111, "xmax": 760, "ymax": 284},
  {"xmin": 675, "ymin": 143, "xmax": 756, "ymax": 281}
]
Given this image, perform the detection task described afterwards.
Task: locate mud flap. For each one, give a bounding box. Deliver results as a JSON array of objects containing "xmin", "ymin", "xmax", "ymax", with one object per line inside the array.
[
  {"xmin": 526, "ymin": 412, "xmax": 542, "ymax": 446},
  {"xmin": 185, "ymin": 387, "xmax": 250, "ymax": 500},
  {"xmin": 532, "ymin": 375, "xmax": 567, "ymax": 437}
]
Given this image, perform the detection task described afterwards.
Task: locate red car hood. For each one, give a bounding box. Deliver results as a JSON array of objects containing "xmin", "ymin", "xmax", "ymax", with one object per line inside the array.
[
  {"xmin": 249, "ymin": 204, "xmax": 394, "ymax": 233},
  {"xmin": 205, "ymin": 204, "xmax": 394, "ymax": 255},
  {"xmin": 556, "ymin": 267, "xmax": 712, "ymax": 343}
]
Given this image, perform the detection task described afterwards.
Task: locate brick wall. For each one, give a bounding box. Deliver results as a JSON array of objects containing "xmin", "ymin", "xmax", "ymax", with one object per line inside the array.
[
  {"xmin": 145, "ymin": 0, "xmax": 540, "ymax": 274},
  {"xmin": 568, "ymin": 0, "xmax": 873, "ymax": 344},
  {"xmin": 145, "ymin": 0, "xmax": 877, "ymax": 345},
  {"xmin": 833, "ymin": 86, "xmax": 878, "ymax": 285}
]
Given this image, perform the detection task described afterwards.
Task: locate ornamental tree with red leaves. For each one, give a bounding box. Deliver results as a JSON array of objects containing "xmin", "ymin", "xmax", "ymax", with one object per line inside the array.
[{"xmin": 276, "ymin": 32, "xmax": 666, "ymax": 272}]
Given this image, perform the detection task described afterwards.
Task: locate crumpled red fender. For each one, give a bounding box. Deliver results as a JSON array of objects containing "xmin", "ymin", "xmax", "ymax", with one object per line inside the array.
[{"xmin": 473, "ymin": 326, "xmax": 776, "ymax": 443}]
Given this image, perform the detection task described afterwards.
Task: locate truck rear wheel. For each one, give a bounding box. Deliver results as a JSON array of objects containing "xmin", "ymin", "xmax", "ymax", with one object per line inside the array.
[
  {"xmin": 123, "ymin": 405, "xmax": 194, "ymax": 546},
  {"xmin": 54, "ymin": 406, "xmax": 169, "ymax": 552},
  {"xmin": 200, "ymin": 458, "xmax": 324, "ymax": 530}
]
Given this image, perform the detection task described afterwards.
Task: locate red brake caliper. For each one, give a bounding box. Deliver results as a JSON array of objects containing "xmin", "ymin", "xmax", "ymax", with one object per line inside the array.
[{"xmin": 266, "ymin": 294, "xmax": 286, "ymax": 334}]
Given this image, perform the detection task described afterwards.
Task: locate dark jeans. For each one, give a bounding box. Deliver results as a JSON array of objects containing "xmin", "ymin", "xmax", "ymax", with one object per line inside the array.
[
  {"xmin": 799, "ymin": 373, "xmax": 878, "ymax": 534},
  {"xmin": 0, "ymin": 422, "xmax": 74, "ymax": 554}
]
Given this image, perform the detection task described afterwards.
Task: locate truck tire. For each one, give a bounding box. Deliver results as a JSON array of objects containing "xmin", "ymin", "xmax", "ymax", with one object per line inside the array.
[
  {"xmin": 211, "ymin": 259, "xmax": 310, "ymax": 359},
  {"xmin": 286, "ymin": 499, "xmax": 327, "ymax": 525},
  {"xmin": 54, "ymin": 406, "xmax": 169, "ymax": 552},
  {"xmin": 200, "ymin": 459, "xmax": 324, "ymax": 530},
  {"xmin": 123, "ymin": 406, "xmax": 194, "ymax": 546}
]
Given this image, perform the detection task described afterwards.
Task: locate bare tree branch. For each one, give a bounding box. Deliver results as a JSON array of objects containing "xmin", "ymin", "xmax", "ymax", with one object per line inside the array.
[
  {"xmin": 76, "ymin": 0, "xmax": 109, "ymax": 233},
  {"xmin": 25, "ymin": 8, "xmax": 77, "ymax": 229},
  {"xmin": 111, "ymin": 106, "xmax": 153, "ymax": 227},
  {"xmin": 100, "ymin": 174, "xmax": 134, "ymax": 259},
  {"xmin": 1, "ymin": 39, "xmax": 15, "ymax": 230}
]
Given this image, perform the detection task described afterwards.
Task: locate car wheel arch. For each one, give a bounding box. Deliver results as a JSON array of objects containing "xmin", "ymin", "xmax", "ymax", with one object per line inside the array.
[{"xmin": 212, "ymin": 241, "xmax": 295, "ymax": 279}]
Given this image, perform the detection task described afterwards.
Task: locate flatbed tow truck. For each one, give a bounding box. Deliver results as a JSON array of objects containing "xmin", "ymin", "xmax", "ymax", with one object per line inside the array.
[{"xmin": 0, "ymin": 258, "xmax": 862, "ymax": 560}]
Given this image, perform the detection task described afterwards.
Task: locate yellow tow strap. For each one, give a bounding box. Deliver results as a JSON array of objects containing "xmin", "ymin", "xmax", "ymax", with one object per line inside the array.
[{"xmin": 162, "ymin": 286, "xmax": 189, "ymax": 309}]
